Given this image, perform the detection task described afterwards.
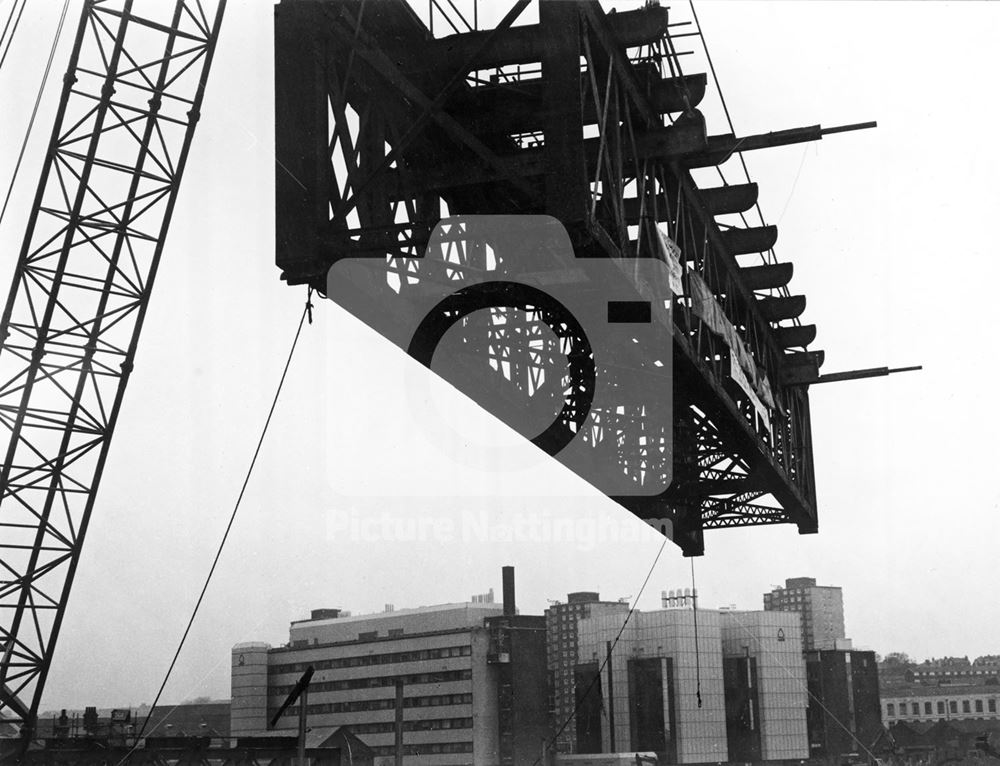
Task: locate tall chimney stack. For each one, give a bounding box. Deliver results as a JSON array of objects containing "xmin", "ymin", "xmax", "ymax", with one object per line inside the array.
[{"xmin": 502, "ymin": 566, "xmax": 516, "ymax": 617}]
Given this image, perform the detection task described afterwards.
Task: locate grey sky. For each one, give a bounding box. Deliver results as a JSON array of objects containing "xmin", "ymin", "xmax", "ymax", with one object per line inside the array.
[{"xmin": 0, "ymin": 1, "xmax": 996, "ymax": 712}]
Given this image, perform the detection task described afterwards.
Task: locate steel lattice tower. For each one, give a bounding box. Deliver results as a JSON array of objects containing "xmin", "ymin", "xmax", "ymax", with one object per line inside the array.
[{"xmin": 0, "ymin": 0, "xmax": 225, "ymax": 731}]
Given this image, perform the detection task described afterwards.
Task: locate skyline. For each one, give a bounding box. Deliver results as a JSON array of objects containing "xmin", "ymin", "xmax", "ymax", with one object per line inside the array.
[{"xmin": 0, "ymin": 0, "xmax": 997, "ymax": 712}]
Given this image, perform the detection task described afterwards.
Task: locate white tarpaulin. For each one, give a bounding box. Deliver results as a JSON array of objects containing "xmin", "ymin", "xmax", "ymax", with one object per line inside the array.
[
  {"xmin": 685, "ymin": 271, "xmax": 776, "ymax": 417},
  {"xmin": 656, "ymin": 225, "xmax": 685, "ymax": 296}
]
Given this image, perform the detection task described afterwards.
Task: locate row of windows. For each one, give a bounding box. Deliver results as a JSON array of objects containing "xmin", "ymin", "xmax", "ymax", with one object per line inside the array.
[
  {"xmin": 550, "ymin": 637, "xmax": 578, "ymax": 648},
  {"xmin": 355, "ymin": 628, "xmax": 405, "ymax": 641},
  {"xmin": 774, "ymin": 595, "xmax": 809, "ymax": 604},
  {"xmin": 887, "ymin": 699, "xmax": 998, "ymax": 717},
  {"xmin": 295, "ymin": 693, "xmax": 473, "ymax": 716},
  {"xmin": 371, "ymin": 742, "xmax": 474, "ymax": 756},
  {"xmin": 272, "ymin": 645, "xmax": 471, "ymax": 674},
  {"xmin": 551, "ymin": 612, "xmax": 587, "ymax": 625},
  {"xmin": 271, "ymin": 669, "xmax": 472, "ymax": 696},
  {"xmin": 312, "ymin": 717, "xmax": 473, "ymax": 735},
  {"xmin": 915, "ymin": 669, "xmax": 998, "ymax": 677}
]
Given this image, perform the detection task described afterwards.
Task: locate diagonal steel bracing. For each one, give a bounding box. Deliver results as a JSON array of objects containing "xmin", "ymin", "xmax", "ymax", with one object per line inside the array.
[
  {"xmin": 273, "ymin": 0, "xmax": 871, "ymax": 556},
  {"xmin": 0, "ymin": 0, "xmax": 225, "ymax": 730}
]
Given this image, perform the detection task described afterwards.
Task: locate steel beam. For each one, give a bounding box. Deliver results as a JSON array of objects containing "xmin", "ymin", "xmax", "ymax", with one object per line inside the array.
[
  {"xmin": 699, "ymin": 183, "xmax": 759, "ymax": 216},
  {"xmin": 739, "ymin": 263, "xmax": 794, "ymax": 291},
  {"xmin": 538, "ymin": 0, "xmax": 589, "ymax": 225},
  {"xmin": 720, "ymin": 225, "xmax": 778, "ymax": 256},
  {"xmin": 757, "ymin": 295, "xmax": 807, "ymax": 322},
  {"xmin": 773, "ymin": 324, "xmax": 817, "ymax": 349},
  {"xmin": 685, "ymin": 121, "xmax": 876, "ymax": 168},
  {"xmin": 381, "ymin": 118, "xmax": 709, "ymax": 200},
  {"xmin": 457, "ymin": 73, "xmax": 707, "ymax": 136},
  {"xmin": 420, "ymin": 3, "xmax": 671, "ymax": 71},
  {"xmin": 274, "ymin": 0, "xmax": 843, "ymax": 552}
]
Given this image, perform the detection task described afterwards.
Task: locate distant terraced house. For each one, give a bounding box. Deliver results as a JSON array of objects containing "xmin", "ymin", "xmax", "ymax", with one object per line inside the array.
[{"xmin": 882, "ymin": 686, "xmax": 1000, "ymax": 725}]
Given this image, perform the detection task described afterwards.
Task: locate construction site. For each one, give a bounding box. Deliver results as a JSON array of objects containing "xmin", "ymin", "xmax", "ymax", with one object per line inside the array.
[{"xmin": 0, "ymin": 0, "xmax": 974, "ymax": 764}]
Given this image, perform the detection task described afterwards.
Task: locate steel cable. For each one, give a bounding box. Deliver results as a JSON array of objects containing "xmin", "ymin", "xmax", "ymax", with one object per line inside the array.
[
  {"xmin": 0, "ymin": 0, "xmax": 71, "ymax": 233},
  {"xmin": 115, "ymin": 295, "xmax": 312, "ymax": 763},
  {"xmin": 532, "ymin": 534, "xmax": 670, "ymax": 766}
]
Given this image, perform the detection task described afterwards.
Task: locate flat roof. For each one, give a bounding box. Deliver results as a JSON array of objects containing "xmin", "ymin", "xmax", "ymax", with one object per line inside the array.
[{"xmin": 290, "ymin": 601, "xmax": 504, "ymax": 627}]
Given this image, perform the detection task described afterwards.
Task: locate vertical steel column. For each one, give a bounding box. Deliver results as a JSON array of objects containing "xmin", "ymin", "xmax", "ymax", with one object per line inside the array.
[
  {"xmin": 539, "ymin": 1, "xmax": 588, "ymax": 227},
  {"xmin": 274, "ymin": 0, "xmax": 328, "ymax": 276}
]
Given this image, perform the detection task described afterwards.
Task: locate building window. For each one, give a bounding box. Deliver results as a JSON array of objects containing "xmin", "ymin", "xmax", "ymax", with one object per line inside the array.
[
  {"xmin": 976, "ymin": 700, "xmax": 984, "ymax": 713},
  {"xmin": 990, "ymin": 699, "xmax": 997, "ymax": 713},
  {"xmin": 887, "ymin": 704, "xmax": 895, "ymax": 717},
  {"xmin": 912, "ymin": 702, "xmax": 920, "ymax": 716},
  {"xmin": 963, "ymin": 700, "xmax": 971, "ymax": 714},
  {"xmin": 938, "ymin": 702, "xmax": 945, "ymax": 715},
  {"xmin": 925, "ymin": 702, "xmax": 932, "ymax": 715},
  {"xmin": 950, "ymin": 701, "xmax": 958, "ymax": 714}
]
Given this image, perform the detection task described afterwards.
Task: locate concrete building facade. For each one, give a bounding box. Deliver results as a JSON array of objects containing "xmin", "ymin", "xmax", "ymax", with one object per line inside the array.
[
  {"xmin": 575, "ymin": 607, "xmax": 729, "ymax": 763},
  {"xmin": 720, "ymin": 610, "xmax": 810, "ymax": 761},
  {"xmin": 231, "ymin": 581, "xmax": 547, "ymax": 766},
  {"xmin": 545, "ymin": 593, "xmax": 629, "ymax": 754},
  {"xmin": 569, "ymin": 605, "xmax": 812, "ymax": 764},
  {"xmin": 763, "ymin": 577, "xmax": 846, "ymax": 652},
  {"xmin": 806, "ymin": 650, "xmax": 882, "ymax": 759}
]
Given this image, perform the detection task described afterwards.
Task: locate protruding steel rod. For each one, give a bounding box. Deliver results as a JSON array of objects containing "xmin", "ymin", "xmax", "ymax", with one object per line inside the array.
[
  {"xmin": 821, "ymin": 121, "xmax": 878, "ymax": 136},
  {"xmin": 811, "ymin": 365, "xmax": 922, "ymax": 385}
]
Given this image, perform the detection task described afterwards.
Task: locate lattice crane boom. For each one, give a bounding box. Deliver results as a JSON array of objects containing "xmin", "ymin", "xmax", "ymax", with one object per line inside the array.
[{"xmin": 0, "ymin": 0, "xmax": 226, "ymax": 732}]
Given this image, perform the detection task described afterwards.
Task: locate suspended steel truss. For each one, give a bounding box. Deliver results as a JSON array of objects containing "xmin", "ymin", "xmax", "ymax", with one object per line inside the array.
[
  {"xmin": 0, "ymin": 0, "xmax": 226, "ymax": 731},
  {"xmin": 274, "ymin": 0, "xmax": 874, "ymax": 557}
]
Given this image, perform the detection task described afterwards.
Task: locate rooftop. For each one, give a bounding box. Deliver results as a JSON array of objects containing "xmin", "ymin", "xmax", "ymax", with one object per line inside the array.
[
  {"xmin": 291, "ymin": 601, "xmax": 504, "ymax": 627},
  {"xmin": 883, "ymin": 684, "xmax": 1000, "ymax": 699}
]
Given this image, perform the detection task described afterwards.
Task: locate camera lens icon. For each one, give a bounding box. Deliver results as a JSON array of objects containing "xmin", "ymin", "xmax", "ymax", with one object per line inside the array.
[
  {"xmin": 408, "ymin": 280, "xmax": 595, "ymax": 457},
  {"xmin": 325, "ymin": 215, "xmax": 673, "ymax": 496}
]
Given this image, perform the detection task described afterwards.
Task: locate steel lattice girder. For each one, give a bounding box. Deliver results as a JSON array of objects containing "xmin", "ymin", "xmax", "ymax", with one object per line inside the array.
[
  {"xmin": 0, "ymin": 0, "xmax": 226, "ymax": 730},
  {"xmin": 273, "ymin": 0, "xmax": 851, "ymax": 555}
]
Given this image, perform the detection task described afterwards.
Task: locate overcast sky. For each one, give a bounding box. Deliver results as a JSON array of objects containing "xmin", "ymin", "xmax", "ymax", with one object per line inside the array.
[{"xmin": 1, "ymin": 1, "xmax": 998, "ymax": 713}]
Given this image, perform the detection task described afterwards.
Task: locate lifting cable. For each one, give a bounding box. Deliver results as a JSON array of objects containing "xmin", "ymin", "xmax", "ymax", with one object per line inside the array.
[
  {"xmin": 687, "ymin": 0, "xmax": 777, "ymax": 268},
  {"xmin": 724, "ymin": 607, "xmax": 882, "ymax": 763},
  {"xmin": 120, "ymin": 290, "xmax": 314, "ymax": 760},
  {"xmin": 0, "ymin": 0, "xmax": 26, "ymax": 73},
  {"xmin": 0, "ymin": 0, "xmax": 71, "ymax": 231},
  {"xmin": 531, "ymin": 534, "xmax": 670, "ymax": 766},
  {"xmin": 691, "ymin": 557, "xmax": 702, "ymax": 708}
]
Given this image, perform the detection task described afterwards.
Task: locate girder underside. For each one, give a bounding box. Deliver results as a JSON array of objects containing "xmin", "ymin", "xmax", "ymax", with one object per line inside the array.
[{"xmin": 274, "ymin": 0, "xmax": 821, "ymax": 556}]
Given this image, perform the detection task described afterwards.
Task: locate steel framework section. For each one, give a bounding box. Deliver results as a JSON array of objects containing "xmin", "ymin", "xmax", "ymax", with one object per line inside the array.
[
  {"xmin": 274, "ymin": 0, "xmax": 853, "ymax": 556},
  {"xmin": 0, "ymin": 0, "xmax": 225, "ymax": 729}
]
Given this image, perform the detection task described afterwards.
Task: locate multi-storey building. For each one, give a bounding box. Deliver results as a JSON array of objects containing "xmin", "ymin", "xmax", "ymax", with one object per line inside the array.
[
  {"xmin": 231, "ymin": 569, "xmax": 547, "ymax": 766},
  {"xmin": 763, "ymin": 577, "xmax": 846, "ymax": 651},
  {"xmin": 720, "ymin": 610, "xmax": 810, "ymax": 761},
  {"xmin": 575, "ymin": 606, "xmax": 728, "ymax": 763},
  {"xmin": 908, "ymin": 656, "xmax": 1000, "ymax": 685},
  {"xmin": 545, "ymin": 592, "xmax": 629, "ymax": 754},
  {"xmin": 806, "ymin": 650, "xmax": 882, "ymax": 759},
  {"xmin": 569, "ymin": 604, "xmax": 811, "ymax": 763}
]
